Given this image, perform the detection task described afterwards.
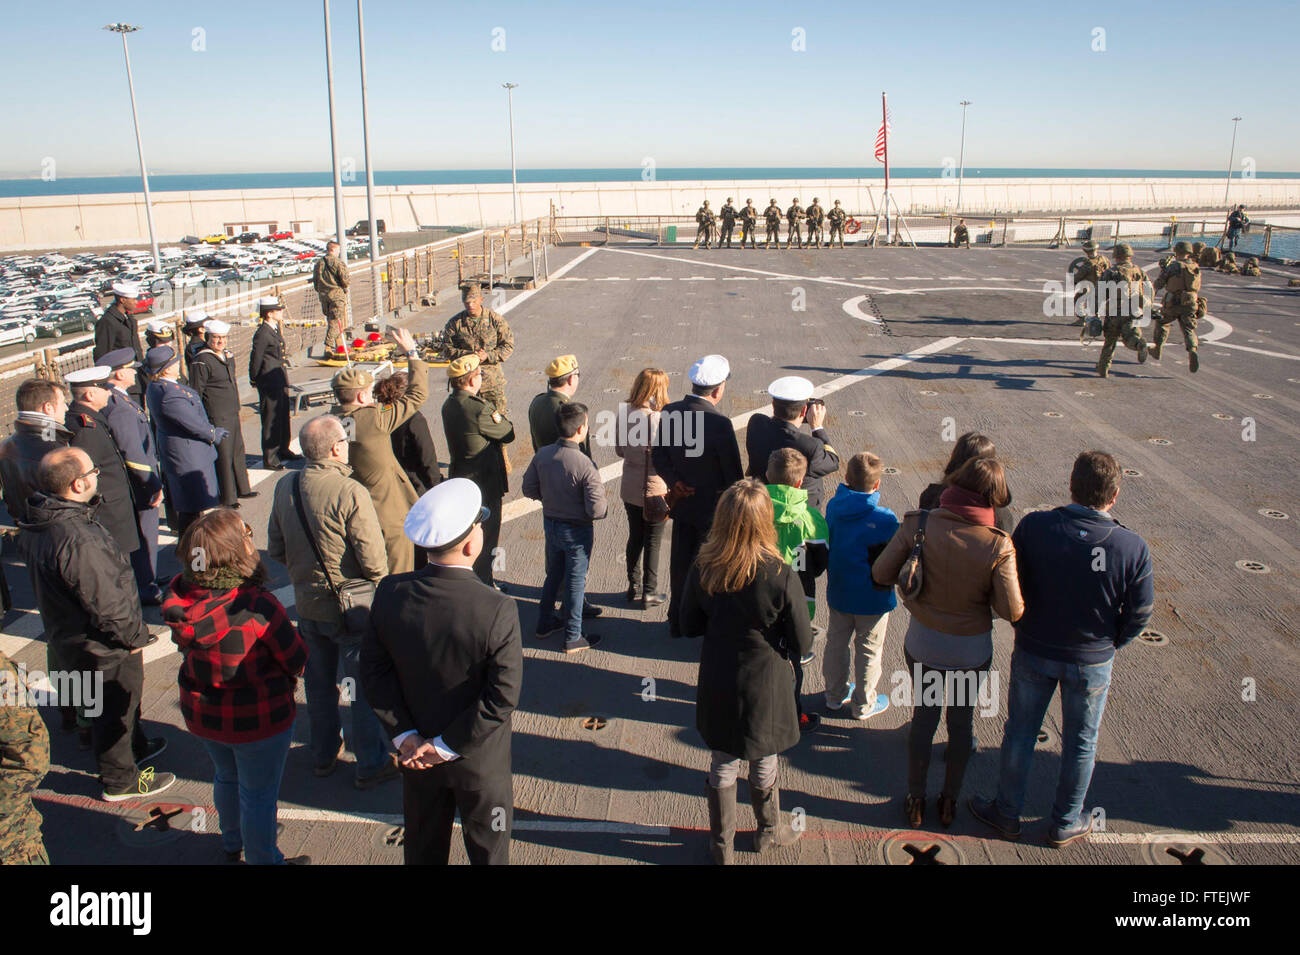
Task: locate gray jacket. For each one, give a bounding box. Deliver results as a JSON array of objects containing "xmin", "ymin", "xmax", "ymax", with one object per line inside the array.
[
  {"xmin": 521, "ymin": 439, "xmax": 608, "ymax": 524},
  {"xmin": 267, "ymin": 457, "xmax": 389, "ymax": 624}
]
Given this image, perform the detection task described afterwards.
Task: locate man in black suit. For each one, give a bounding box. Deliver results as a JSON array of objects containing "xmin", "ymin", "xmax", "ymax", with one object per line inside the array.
[
  {"xmin": 652, "ymin": 354, "xmax": 744, "ymax": 638},
  {"xmin": 360, "ymin": 478, "xmax": 522, "ymax": 865},
  {"xmin": 248, "ymin": 297, "xmax": 300, "ymax": 470},
  {"xmin": 93, "ymin": 282, "xmax": 146, "ymax": 405},
  {"xmin": 745, "ymin": 375, "xmax": 840, "ymax": 512}
]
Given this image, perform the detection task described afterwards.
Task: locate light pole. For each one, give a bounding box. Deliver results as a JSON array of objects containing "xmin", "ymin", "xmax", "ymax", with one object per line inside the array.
[
  {"xmin": 357, "ymin": 0, "xmax": 383, "ymax": 322},
  {"xmin": 503, "ymin": 83, "xmax": 519, "ymax": 224},
  {"xmin": 103, "ymin": 23, "xmax": 160, "ymax": 275},
  {"xmin": 322, "ymin": 1, "xmax": 347, "ymax": 251},
  {"xmin": 957, "ymin": 99, "xmax": 971, "ymax": 213},
  {"xmin": 1225, "ymin": 116, "xmax": 1242, "ymax": 208}
]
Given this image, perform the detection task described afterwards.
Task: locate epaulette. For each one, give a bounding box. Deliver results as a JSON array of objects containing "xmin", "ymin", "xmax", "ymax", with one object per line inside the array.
[{"xmin": 78, "ymin": 414, "xmax": 95, "ymax": 428}]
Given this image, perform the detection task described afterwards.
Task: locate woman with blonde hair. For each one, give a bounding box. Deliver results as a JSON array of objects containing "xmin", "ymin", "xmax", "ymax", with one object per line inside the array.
[
  {"xmin": 614, "ymin": 367, "xmax": 670, "ymax": 607},
  {"xmin": 682, "ymin": 478, "xmax": 814, "ymax": 864},
  {"xmin": 163, "ymin": 507, "xmax": 309, "ymax": 864}
]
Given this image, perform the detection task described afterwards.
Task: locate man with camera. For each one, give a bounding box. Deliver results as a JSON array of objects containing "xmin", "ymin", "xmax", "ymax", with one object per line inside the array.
[{"xmin": 745, "ymin": 376, "xmax": 841, "ymax": 513}]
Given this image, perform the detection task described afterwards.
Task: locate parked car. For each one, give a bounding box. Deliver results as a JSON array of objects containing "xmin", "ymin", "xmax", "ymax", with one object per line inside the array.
[
  {"xmin": 180, "ymin": 235, "xmax": 202, "ymax": 245},
  {"xmin": 238, "ymin": 265, "xmax": 273, "ymax": 281},
  {"xmin": 235, "ymin": 231, "xmax": 261, "ymax": 244},
  {"xmin": 171, "ymin": 269, "xmax": 207, "ymax": 289},
  {"xmin": 346, "ymin": 219, "xmax": 386, "ymax": 236},
  {"xmin": 202, "ymin": 234, "xmax": 229, "ymax": 244},
  {"xmin": 36, "ymin": 308, "xmax": 98, "ymax": 338},
  {"xmin": 124, "ymin": 292, "xmax": 155, "ymax": 314},
  {"xmin": 267, "ymin": 230, "xmax": 294, "ymax": 241},
  {"xmin": 294, "ymin": 250, "xmax": 318, "ymax": 261},
  {"xmin": 0, "ymin": 319, "xmax": 37, "ymax": 346}
]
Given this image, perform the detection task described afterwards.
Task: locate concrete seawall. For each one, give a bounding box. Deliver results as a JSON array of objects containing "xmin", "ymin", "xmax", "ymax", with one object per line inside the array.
[{"xmin": 3, "ymin": 176, "xmax": 1298, "ymax": 251}]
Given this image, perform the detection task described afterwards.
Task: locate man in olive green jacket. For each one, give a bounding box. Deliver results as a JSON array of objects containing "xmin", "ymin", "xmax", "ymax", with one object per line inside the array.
[
  {"xmin": 441, "ymin": 355, "xmax": 515, "ymax": 587},
  {"xmin": 331, "ymin": 327, "xmax": 428, "ymax": 575}
]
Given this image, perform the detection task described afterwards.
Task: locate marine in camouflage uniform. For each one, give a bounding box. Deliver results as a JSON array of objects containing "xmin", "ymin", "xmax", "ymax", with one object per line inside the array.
[
  {"xmin": 1242, "ymin": 256, "xmax": 1262, "ymax": 276},
  {"xmin": 0, "ymin": 650, "xmax": 50, "ymax": 865},
  {"xmin": 785, "ymin": 198, "xmax": 805, "ymax": 249},
  {"xmin": 739, "ymin": 199, "xmax": 759, "ymax": 249},
  {"xmin": 718, "ymin": 199, "xmax": 738, "ymax": 249},
  {"xmin": 1094, "ymin": 243, "xmax": 1150, "ymax": 379},
  {"xmin": 1198, "ymin": 244, "xmax": 1221, "ymax": 269},
  {"xmin": 441, "ymin": 285, "xmax": 515, "ymax": 413},
  {"xmin": 312, "ymin": 242, "xmax": 350, "ymax": 353},
  {"xmin": 693, "ymin": 201, "xmax": 715, "ymax": 250},
  {"xmin": 827, "ymin": 201, "xmax": 847, "ymax": 248},
  {"xmin": 805, "ymin": 198, "xmax": 825, "ymax": 248},
  {"xmin": 951, "ymin": 217, "xmax": 971, "ymax": 249},
  {"xmin": 1217, "ymin": 251, "xmax": 1239, "ymax": 274},
  {"xmin": 1151, "ymin": 241, "xmax": 1202, "ymax": 373},
  {"xmin": 763, "ymin": 200, "xmax": 783, "ymax": 249},
  {"xmin": 1068, "ymin": 241, "xmax": 1110, "ymax": 327}
]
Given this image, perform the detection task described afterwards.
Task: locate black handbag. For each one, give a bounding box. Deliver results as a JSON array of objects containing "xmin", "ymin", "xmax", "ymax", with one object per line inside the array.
[{"xmin": 291, "ymin": 474, "xmax": 377, "ymax": 635}]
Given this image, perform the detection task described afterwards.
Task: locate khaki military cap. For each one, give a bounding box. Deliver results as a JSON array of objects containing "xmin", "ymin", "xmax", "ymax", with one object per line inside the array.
[
  {"xmin": 333, "ymin": 366, "xmax": 374, "ymax": 390},
  {"xmin": 447, "ymin": 354, "xmax": 481, "ymax": 378},
  {"xmin": 545, "ymin": 354, "xmax": 579, "ymax": 378}
]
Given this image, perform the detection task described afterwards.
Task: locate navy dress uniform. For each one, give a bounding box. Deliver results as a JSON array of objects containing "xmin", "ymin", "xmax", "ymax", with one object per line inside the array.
[
  {"xmin": 744, "ymin": 376, "xmax": 840, "ymax": 512},
  {"xmin": 248, "ymin": 298, "xmax": 298, "ymax": 469},
  {"xmin": 63, "ymin": 367, "xmax": 142, "ymax": 562},
  {"xmin": 100, "ymin": 348, "xmax": 164, "ymax": 603},
  {"xmin": 651, "ymin": 355, "xmax": 744, "ymax": 638},
  {"xmin": 188, "ymin": 319, "xmax": 252, "ymax": 505},
  {"xmin": 93, "ymin": 282, "xmax": 146, "ymax": 405},
  {"xmin": 143, "ymin": 318, "xmax": 176, "ymax": 352},
  {"xmin": 144, "ymin": 346, "xmax": 223, "ymax": 536},
  {"xmin": 360, "ymin": 479, "xmax": 522, "ymax": 865},
  {"xmin": 181, "ymin": 311, "xmax": 209, "ymax": 380}
]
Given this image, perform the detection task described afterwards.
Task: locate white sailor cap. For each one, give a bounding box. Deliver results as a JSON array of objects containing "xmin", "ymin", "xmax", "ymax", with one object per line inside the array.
[
  {"xmin": 183, "ymin": 310, "xmax": 209, "ymax": 328},
  {"xmin": 258, "ymin": 296, "xmax": 284, "ymax": 315},
  {"xmin": 64, "ymin": 366, "xmax": 113, "ymax": 386},
  {"xmin": 110, "ymin": 281, "xmax": 142, "ymax": 298},
  {"xmin": 404, "ymin": 478, "xmax": 489, "ymax": 550},
  {"xmin": 688, "ymin": 354, "xmax": 731, "ymax": 387},
  {"xmin": 144, "ymin": 318, "xmax": 173, "ymax": 335},
  {"xmin": 768, "ymin": 375, "xmax": 814, "ymax": 402},
  {"xmin": 204, "ymin": 319, "xmax": 231, "ymax": 335}
]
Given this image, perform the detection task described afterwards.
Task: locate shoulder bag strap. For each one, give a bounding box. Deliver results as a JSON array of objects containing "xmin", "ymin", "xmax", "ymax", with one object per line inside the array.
[{"xmin": 292, "ymin": 473, "xmax": 341, "ymax": 599}]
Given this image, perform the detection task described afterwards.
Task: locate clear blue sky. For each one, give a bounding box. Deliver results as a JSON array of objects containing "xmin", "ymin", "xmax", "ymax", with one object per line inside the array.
[{"xmin": 1, "ymin": 0, "xmax": 1293, "ymax": 177}]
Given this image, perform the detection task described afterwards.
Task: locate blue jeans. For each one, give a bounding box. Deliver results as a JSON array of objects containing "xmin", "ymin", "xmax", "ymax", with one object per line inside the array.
[
  {"xmin": 539, "ymin": 518, "xmax": 593, "ymax": 643},
  {"xmin": 300, "ymin": 617, "xmax": 389, "ymax": 777},
  {"xmin": 994, "ymin": 646, "xmax": 1114, "ymax": 828},
  {"xmin": 201, "ymin": 726, "xmax": 293, "ymax": 865}
]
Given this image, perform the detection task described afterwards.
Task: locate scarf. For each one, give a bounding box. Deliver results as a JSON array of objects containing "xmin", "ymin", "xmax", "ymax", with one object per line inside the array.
[
  {"xmin": 182, "ymin": 565, "xmax": 247, "ymax": 591},
  {"xmin": 939, "ymin": 485, "xmax": 995, "ymax": 527}
]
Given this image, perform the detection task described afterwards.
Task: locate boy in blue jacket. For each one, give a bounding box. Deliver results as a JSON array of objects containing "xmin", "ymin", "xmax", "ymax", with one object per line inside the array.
[{"xmin": 823, "ymin": 452, "xmax": 898, "ymax": 720}]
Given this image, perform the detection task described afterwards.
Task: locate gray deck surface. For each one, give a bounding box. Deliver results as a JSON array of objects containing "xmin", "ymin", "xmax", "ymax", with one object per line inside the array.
[{"xmin": 5, "ymin": 241, "xmax": 1298, "ymax": 865}]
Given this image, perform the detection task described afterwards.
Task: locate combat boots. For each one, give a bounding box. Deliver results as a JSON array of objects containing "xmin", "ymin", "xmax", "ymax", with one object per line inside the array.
[
  {"xmin": 705, "ymin": 782, "xmax": 736, "ymax": 865},
  {"xmin": 1189, "ymin": 351, "xmax": 1199, "ymax": 373},
  {"xmin": 1138, "ymin": 341, "xmax": 1148, "ymax": 363},
  {"xmin": 751, "ymin": 785, "xmax": 802, "ymax": 852},
  {"xmin": 1149, "ymin": 341, "xmax": 1162, "ymax": 360}
]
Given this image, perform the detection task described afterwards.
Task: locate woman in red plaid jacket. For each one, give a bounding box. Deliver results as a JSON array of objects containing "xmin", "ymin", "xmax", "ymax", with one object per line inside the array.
[{"xmin": 163, "ymin": 507, "xmax": 309, "ymax": 865}]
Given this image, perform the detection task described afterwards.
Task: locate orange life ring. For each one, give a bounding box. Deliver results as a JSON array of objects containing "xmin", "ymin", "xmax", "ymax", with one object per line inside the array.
[{"xmin": 845, "ymin": 218, "xmax": 861, "ymax": 235}]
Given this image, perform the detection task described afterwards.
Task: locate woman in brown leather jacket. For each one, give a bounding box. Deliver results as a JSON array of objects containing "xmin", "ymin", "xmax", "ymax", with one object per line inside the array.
[{"xmin": 873, "ymin": 457, "xmax": 1024, "ymax": 829}]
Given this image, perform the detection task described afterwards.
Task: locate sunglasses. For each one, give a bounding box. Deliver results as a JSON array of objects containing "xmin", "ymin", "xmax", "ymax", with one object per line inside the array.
[{"xmin": 75, "ymin": 466, "xmax": 100, "ymax": 482}]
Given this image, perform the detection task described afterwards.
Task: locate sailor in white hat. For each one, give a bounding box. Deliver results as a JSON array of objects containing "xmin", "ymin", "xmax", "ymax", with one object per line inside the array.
[
  {"xmin": 743, "ymin": 374, "xmax": 839, "ymax": 511},
  {"xmin": 94, "ymin": 282, "xmax": 146, "ymax": 401},
  {"xmin": 182, "ymin": 309, "xmax": 210, "ymax": 364},
  {"xmin": 654, "ymin": 353, "xmax": 744, "ymax": 638},
  {"xmin": 369, "ymin": 475, "xmax": 519, "ymax": 864},
  {"xmin": 190, "ymin": 317, "xmax": 253, "ymax": 504},
  {"xmin": 250, "ymin": 296, "xmax": 296, "ymax": 468}
]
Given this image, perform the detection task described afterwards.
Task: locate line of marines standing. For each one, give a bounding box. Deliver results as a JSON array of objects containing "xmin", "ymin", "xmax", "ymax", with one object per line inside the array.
[{"xmin": 694, "ymin": 198, "xmax": 850, "ymax": 249}]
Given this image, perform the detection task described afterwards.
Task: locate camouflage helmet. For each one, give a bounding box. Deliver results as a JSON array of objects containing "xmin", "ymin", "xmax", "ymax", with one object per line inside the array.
[
  {"xmin": 1082, "ymin": 240, "xmax": 1097, "ymax": 253},
  {"xmin": 1113, "ymin": 242, "xmax": 1133, "ymax": 260},
  {"xmin": 813, "ymin": 197, "xmax": 819, "ymax": 203},
  {"xmin": 746, "ymin": 198, "xmax": 753, "ymax": 203},
  {"xmin": 1192, "ymin": 241, "xmax": 1205, "ymax": 253},
  {"xmin": 1247, "ymin": 256, "xmax": 1259, "ymax": 263},
  {"xmin": 1174, "ymin": 241, "xmax": 1192, "ymax": 255},
  {"xmin": 726, "ymin": 197, "xmax": 733, "ymax": 203},
  {"xmin": 834, "ymin": 199, "xmax": 841, "ymax": 206},
  {"xmin": 793, "ymin": 197, "xmax": 799, "ymax": 202},
  {"xmin": 703, "ymin": 200, "xmax": 710, "ymax": 206},
  {"xmin": 770, "ymin": 198, "xmax": 776, "ymax": 204}
]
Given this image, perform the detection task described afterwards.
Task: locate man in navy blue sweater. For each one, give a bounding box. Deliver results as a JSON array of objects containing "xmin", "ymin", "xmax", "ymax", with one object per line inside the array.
[{"xmin": 969, "ymin": 451, "xmax": 1153, "ymax": 847}]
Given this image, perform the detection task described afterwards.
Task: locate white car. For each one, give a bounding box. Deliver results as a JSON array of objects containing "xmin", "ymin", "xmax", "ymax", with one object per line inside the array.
[
  {"xmin": 171, "ymin": 268, "xmax": 207, "ymax": 289},
  {"xmin": 0, "ymin": 319, "xmax": 37, "ymax": 346}
]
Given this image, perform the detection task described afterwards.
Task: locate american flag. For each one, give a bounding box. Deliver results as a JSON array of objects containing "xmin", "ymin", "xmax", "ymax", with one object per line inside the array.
[{"xmin": 874, "ymin": 116, "xmax": 892, "ymax": 163}]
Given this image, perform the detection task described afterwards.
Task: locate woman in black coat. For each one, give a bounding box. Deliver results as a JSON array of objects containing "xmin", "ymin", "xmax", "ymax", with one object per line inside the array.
[
  {"xmin": 374, "ymin": 373, "xmax": 441, "ymax": 494},
  {"xmin": 918, "ymin": 430, "xmax": 1014, "ymax": 532},
  {"xmin": 681, "ymin": 478, "xmax": 813, "ymax": 865}
]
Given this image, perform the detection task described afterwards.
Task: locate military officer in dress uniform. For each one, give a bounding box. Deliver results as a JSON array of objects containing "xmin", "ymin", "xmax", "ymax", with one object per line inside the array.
[
  {"xmin": 182, "ymin": 310, "xmax": 209, "ymax": 377},
  {"xmin": 144, "ymin": 346, "xmax": 223, "ymax": 536},
  {"xmin": 144, "ymin": 318, "xmax": 176, "ymax": 352},
  {"xmin": 100, "ymin": 348, "xmax": 165, "ymax": 604},
  {"xmin": 441, "ymin": 355, "xmax": 515, "ymax": 590},
  {"xmin": 93, "ymin": 282, "xmax": 145, "ymax": 405},
  {"xmin": 63, "ymin": 366, "xmax": 143, "ymax": 566},
  {"xmin": 739, "ymin": 199, "xmax": 759, "ymax": 249},
  {"xmin": 651, "ymin": 355, "xmax": 744, "ymax": 639},
  {"xmin": 527, "ymin": 354, "xmax": 591, "ymax": 459},
  {"xmin": 745, "ymin": 376, "xmax": 840, "ymax": 512},
  {"xmin": 441, "ymin": 285, "xmax": 515, "ymax": 416},
  {"xmin": 249, "ymin": 297, "xmax": 299, "ymax": 470},
  {"xmin": 188, "ymin": 319, "xmax": 253, "ymax": 506}
]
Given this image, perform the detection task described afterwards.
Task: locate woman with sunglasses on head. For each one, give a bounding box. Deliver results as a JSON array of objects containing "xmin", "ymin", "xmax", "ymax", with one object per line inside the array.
[{"xmin": 163, "ymin": 507, "xmax": 309, "ymax": 864}]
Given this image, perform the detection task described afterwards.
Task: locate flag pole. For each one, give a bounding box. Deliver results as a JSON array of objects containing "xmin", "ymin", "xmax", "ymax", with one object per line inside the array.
[{"xmin": 882, "ymin": 92, "xmax": 890, "ymax": 243}]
